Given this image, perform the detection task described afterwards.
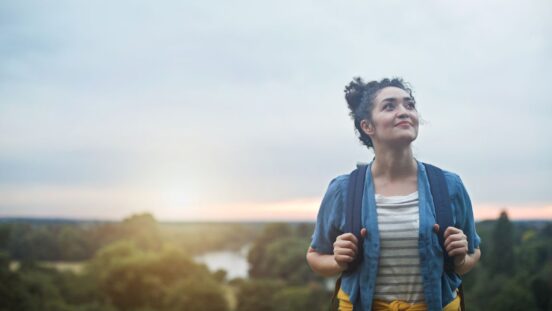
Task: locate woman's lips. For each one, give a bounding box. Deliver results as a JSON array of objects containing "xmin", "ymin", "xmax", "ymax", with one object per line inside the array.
[{"xmin": 395, "ymin": 121, "xmax": 411, "ymax": 127}]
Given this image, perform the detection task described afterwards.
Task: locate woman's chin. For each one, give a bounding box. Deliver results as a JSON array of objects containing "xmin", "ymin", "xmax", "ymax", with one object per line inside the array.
[{"xmin": 388, "ymin": 136, "xmax": 417, "ymax": 148}]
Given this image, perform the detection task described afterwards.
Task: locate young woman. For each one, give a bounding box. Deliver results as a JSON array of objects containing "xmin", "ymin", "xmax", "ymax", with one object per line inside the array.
[{"xmin": 306, "ymin": 78, "xmax": 481, "ymax": 311}]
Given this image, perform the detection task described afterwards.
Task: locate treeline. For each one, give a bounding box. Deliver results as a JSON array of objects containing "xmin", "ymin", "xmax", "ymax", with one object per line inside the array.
[
  {"xmin": 0, "ymin": 212, "xmax": 551, "ymax": 310},
  {"xmin": 1, "ymin": 214, "xmax": 257, "ymax": 310},
  {"xmin": 0, "ymin": 214, "xmax": 326, "ymax": 311},
  {"xmin": 0, "ymin": 214, "xmax": 259, "ymax": 261},
  {"xmin": 462, "ymin": 212, "xmax": 552, "ymax": 310},
  {"xmin": 1, "ymin": 243, "xmax": 231, "ymax": 310},
  {"xmin": 238, "ymin": 222, "xmax": 330, "ymax": 310},
  {"xmin": 239, "ymin": 213, "xmax": 552, "ymax": 311}
]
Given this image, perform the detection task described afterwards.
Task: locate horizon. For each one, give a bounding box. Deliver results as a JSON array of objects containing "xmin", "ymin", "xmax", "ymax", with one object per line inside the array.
[{"xmin": 2, "ymin": 204, "xmax": 551, "ymax": 223}]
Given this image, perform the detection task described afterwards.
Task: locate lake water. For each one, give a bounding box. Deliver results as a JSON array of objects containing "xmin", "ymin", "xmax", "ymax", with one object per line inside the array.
[
  {"xmin": 193, "ymin": 245, "xmax": 335, "ymax": 290},
  {"xmin": 193, "ymin": 245, "xmax": 250, "ymax": 280}
]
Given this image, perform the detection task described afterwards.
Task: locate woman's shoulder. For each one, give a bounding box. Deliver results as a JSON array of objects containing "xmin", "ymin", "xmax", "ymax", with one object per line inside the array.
[
  {"xmin": 422, "ymin": 162, "xmax": 464, "ymax": 197},
  {"xmin": 441, "ymin": 169, "xmax": 461, "ymax": 184},
  {"xmin": 439, "ymin": 168, "xmax": 468, "ymax": 198},
  {"xmin": 329, "ymin": 163, "xmax": 370, "ymax": 192},
  {"xmin": 315, "ymin": 174, "xmax": 352, "ymax": 227},
  {"xmin": 326, "ymin": 174, "xmax": 350, "ymax": 196}
]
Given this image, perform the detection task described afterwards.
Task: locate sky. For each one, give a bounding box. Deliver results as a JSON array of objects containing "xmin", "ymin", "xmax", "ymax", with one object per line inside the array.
[{"xmin": 1, "ymin": 0, "xmax": 551, "ymax": 221}]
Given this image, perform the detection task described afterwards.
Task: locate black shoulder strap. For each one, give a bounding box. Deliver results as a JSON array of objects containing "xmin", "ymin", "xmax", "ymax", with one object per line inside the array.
[
  {"xmin": 343, "ymin": 164, "xmax": 368, "ymax": 273},
  {"xmin": 423, "ymin": 163, "xmax": 454, "ymax": 271},
  {"xmin": 341, "ymin": 162, "xmax": 463, "ymax": 309},
  {"xmin": 344, "ymin": 163, "xmax": 455, "ymax": 271},
  {"xmin": 423, "ymin": 163, "xmax": 466, "ymax": 310}
]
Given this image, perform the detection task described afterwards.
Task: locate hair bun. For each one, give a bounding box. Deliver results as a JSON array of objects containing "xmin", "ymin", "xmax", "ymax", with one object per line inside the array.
[{"xmin": 344, "ymin": 77, "xmax": 366, "ymax": 112}]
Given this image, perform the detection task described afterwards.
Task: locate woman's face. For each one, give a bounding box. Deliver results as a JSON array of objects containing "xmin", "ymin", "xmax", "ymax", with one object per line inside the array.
[{"xmin": 361, "ymin": 86, "xmax": 419, "ymax": 148}]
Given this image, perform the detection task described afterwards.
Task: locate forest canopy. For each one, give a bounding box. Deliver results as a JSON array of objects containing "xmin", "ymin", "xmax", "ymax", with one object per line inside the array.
[{"xmin": 0, "ymin": 212, "xmax": 550, "ymax": 311}]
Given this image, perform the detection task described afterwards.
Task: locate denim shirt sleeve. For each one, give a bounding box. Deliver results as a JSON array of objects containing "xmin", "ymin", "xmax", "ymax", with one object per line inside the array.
[
  {"xmin": 437, "ymin": 170, "xmax": 481, "ymax": 309},
  {"xmin": 310, "ymin": 175, "xmax": 348, "ymax": 254},
  {"xmin": 445, "ymin": 172, "xmax": 481, "ymax": 253}
]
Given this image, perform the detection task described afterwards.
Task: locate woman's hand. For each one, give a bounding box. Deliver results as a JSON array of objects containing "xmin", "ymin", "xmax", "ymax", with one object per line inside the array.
[
  {"xmin": 432, "ymin": 224, "xmax": 480, "ymax": 275},
  {"xmin": 443, "ymin": 226, "xmax": 468, "ymax": 266},
  {"xmin": 333, "ymin": 228, "xmax": 367, "ymax": 271}
]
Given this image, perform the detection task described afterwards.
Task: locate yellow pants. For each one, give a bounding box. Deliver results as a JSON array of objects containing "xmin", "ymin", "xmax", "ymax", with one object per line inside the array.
[{"xmin": 337, "ymin": 288, "xmax": 461, "ymax": 311}]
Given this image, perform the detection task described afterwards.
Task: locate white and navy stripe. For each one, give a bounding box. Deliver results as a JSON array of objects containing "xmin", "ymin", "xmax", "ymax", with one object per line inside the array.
[{"xmin": 374, "ymin": 191, "xmax": 425, "ymax": 304}]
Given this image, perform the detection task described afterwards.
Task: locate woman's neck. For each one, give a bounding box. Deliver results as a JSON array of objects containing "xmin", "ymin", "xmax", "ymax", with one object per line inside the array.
[{"xmin": 371, "ymin": 146, "xmax": 417, "ymax": 181}]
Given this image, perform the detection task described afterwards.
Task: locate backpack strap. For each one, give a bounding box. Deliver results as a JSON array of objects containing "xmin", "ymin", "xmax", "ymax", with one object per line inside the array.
[
  {"xmin": 344, "ymin": 163, "xmax": 454, "ymax": 271},
  {"xmin": 339, "ymin": 162, "xmax": 463, "ymax": 310},
  {"xmin": 424, "ymin": 163, "xmax": 466, "ymax": 310},
  {"xmin": 423, "ymin": 163, "xmax": 454, "ymax": 272},
  {"xmin": 343, "ymin": 164, "xmax": 368, "ymax": 274}
]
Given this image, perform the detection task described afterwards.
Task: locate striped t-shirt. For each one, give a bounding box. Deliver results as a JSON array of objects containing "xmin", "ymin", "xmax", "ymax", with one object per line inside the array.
[{"xmin": 374, "ymin": 191, "xmax": 425, "ymax": 304}]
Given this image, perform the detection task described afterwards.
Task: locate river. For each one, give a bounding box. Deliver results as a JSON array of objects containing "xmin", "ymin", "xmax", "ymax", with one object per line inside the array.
[{"xmin": 193, "ymin": 245, "xmax": 250, "ymax": 280}]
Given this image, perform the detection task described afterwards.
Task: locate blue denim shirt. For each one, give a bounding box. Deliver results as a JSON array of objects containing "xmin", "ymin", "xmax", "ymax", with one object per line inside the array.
[{"xmin": 311, "ymin": 161, "xmax": 481, "ymax": 311}]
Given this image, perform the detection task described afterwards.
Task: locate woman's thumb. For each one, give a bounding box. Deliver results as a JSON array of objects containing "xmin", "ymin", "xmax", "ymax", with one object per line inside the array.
[{"xmin": 360, "ymin": 228, "xmax": 368, "ymax": 238}]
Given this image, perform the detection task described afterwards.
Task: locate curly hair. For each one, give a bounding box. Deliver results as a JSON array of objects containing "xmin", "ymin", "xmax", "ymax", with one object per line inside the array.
[{"xmin": 344, "ymin": 77, "xmax": 415, "ymax": 148}]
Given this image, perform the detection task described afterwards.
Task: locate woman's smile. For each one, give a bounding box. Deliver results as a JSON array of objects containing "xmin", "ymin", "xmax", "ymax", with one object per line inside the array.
[{"xmin": 395, "ymin": 121, "xmax": 412, "ymax": 127}]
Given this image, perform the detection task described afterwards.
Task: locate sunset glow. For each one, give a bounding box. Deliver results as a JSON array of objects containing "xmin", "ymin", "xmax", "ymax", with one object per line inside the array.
[{"xmin": 1, "ymin": 183, "xmax": 551, "ymax": 222}]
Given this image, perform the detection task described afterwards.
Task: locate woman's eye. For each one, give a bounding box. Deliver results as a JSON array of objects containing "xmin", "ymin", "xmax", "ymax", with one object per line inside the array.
[
  {"xmin": 384, "ymin": 103, "xmax": 394, "ymax": 110},
  {"xmin": 407, "ymin": 102, "xmax": 416, "ymax": 109}
]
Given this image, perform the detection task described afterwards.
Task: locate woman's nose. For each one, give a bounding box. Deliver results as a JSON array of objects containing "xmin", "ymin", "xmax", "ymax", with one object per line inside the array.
[
  {"xmin": 397, "ymin": 107, "xmax": 409, "ymax": 118},
  {"xmin": 396, "ymin": 103, "xmax": 412, "ymax": 118}
]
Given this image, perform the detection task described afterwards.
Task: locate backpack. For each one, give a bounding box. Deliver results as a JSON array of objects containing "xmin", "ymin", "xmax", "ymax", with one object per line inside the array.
[{"xmin": 331, "ymin": 163, "xmax": 465, "ymax": 310}]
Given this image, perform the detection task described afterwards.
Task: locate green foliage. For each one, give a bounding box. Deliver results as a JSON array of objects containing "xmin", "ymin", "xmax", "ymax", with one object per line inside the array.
[
  {"xmin": 488, "ymin": 278, "xmax": 538, "ymax": 311},
  {"xmin": 52, "ymin": 271, "xmax": 106, "ymax": 308},
  {"xmin": 0, "ymin": 255, "xmax": 103, "ymax": 311},
  {"xmin": 273, "ymin": 284, "xmax": 329, "ymax": 311},
  {"xmin": 236, "ymin": 279, "xmax": 285, "ymax": 311},
  {"xmin": 0, "ymin": 225, "xmax": 10, "ymax": 250},
  {"xmin": 263, "ymin": 237, "xmax": 317, "ymax": 284},
  {"xmin": 8, "ymin": 225, "xmax": 61, "ymax": 260},
  {"xmin": 164, "ymin": 277, "xmax": 229, "ymax": 311},
  {"xmin": 488, "ymin": 211, "xmax": 515, "ymax": 275},
  {"xmin": 247, "ymin": 223, "xmax": 323, "ymax": 285},
  {"xmin": 161, "ymin": 222, "xmax": 259, "ymax": 255},
  {"xmin": 1, "ymin": 214, "xmax": 240, "ymax": 311},
  {"xmin": 119, "ymin": 214, "xmax": 162, "ymax": 251},
  {"xmin": 236, "ymin": 279, "xmax": 329, "ymax": 311},
  {"xmin": 2, "ymin": 214, "xmax": 552, "ymax": 311},
  {"xmin": 249, "ymin": 223, "xmax": 296, "ymax": 278},
  {"xmin": 88, "ymin": 241, "xmax": 227, "ymax": 311},
  {"xmin": 295, "ymin": 223, "xmax": 315, "ymax": 239},
  {"xmin": 2, "ymin": 216, "xmax": 261, "ymax": 263},
  {"xmin": 531, "ymin": 275, "xmax": 552, "ymax": 310},
  {"xmin": 213, "ymin": 269, "xmax": 228, "ymax": 283},
  {"xmin": 462, "ymin": 212, "xmax": 552, "ymax": 311},
  {"xmin": 241, "ymin": 223, "xmax": 330, "ymax": 311}
]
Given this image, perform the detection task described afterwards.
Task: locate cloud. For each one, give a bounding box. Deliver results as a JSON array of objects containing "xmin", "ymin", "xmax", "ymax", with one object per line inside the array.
[{"xmin": 0, "ymin": 0, "xmax": 551, "ymax": 219}]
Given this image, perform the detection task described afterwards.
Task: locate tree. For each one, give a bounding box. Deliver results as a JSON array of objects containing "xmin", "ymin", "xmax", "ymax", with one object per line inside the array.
[
  {"xmin": 489, "ymin": 210, "xmax": 515, "ymax": 275},
  {"xmin": 89, "ymin": 241, "xmax": 228, "ymax": 311},
  {"xmin": 531, "ymin": 276, "xmax": 552, "ymax": 311},
  {"xmin": 58, "ymin": 226, "xmax": 92, "ymax": 260},
  {"xmin": 273, "ymin": 284, "xmax": 329, "ymax": 311},
  {"xmin": 236, "ymin": 279, "xmax": 284, "ymax": 311},
  {"xmin": 262, "ymin": 237, "xmax": 321, "ymax": 285},
  {"xmin": 120, "ymin": 213, "xmax": 163, "ymax": 251},
  {"xmin": 248, "ymin": 223, "xmax": 293, "ymax": 278},
  {"xmin": 163, "ymin": 277, "xmax": 229, "ymax": 311},
  {"xmin": 488, "ymin": 278, "xmax": 537, "ymax": 311}
]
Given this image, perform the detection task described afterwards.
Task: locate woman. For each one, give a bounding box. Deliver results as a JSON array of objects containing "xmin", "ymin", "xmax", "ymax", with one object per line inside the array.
[{"xmin": 306, "ymin": 77, "xmax": 481, "ymax": 311}]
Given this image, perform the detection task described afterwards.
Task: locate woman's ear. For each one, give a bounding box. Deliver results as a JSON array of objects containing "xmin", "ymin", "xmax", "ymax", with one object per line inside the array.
[{"xmin": 360, "ymin": 119, "xmax": 374, "ymax": 137}]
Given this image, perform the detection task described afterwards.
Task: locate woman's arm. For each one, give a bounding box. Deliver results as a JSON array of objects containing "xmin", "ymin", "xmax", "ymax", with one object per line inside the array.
[
  {"xmin": 453, "ymin": 248, "xmax": 481, "ymax": 275},
  {"xmin": 306, "ymin": 247, "xmax": 345, "ymax": 277},
  {"xmin": 306, "ymin": 230, "xmax": 366, "ymax": 277},
  {"xmin": 443, "ymin": 226, "xmax": 482, "ymax": 275}
]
